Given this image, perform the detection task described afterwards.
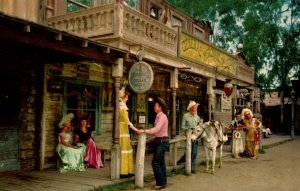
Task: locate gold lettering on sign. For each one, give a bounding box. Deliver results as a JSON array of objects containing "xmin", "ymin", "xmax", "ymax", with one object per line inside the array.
[{"xmin": 179, "ymin": 32, "xmax": 237, "ymax": 75}]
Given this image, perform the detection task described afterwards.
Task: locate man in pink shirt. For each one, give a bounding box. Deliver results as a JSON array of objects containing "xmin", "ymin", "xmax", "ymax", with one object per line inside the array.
[{"xmin": 139, "ymin": 97, "xmax": 169, "ymax": 190}]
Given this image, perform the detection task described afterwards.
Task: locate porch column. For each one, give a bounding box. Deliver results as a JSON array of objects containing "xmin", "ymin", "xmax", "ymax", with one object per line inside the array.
[
  {"xmin": 232, "ymin": 84, "xmax": 237, "ymax": 116},
  {"xmin": 171, "ymin": 88, "xmax": 177, "ymax": 138},
  {"xmin": 169, "ymin": 68, "xmax": 178, "ymax": 166},
  {"xmin": 170, "ymin": 68, "xmax": 178, "ymax": 138},
  {"xmin": 111, "ymin": 58, "xmax": 123, "ymax": 180},
  {"xmin": 207, "ymin": 78, "xmax": 215, "ymax": 120}
]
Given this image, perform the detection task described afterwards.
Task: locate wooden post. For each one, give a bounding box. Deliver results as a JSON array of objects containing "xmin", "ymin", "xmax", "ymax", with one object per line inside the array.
[
  {"xmin": 207, "ymin": 78, "xmax": 215, "ymax": 121},
  {"xmin": 111, "ymin": 58, "xmax": 123, "ymax": 180},
  {"xmin": 113, "ymin": 77, "xmax": 121, "ymax": 144},
  {"xmin": 170, "ymin": 68, "xmax": 178, "ymax": 138},
  {"xmin": 185, "ymin": 129, "xmax": 192, "ymax": 175},
  {"xmin": 111, "ymin": 144, "xmax": 120, "ymax": 180},
  {"xmin": 39, "ymin": 65, "xmax": 47, "ymax": 170},
  {"xmin": 135, "ymin": 133, "xmax": 147, "ymax": 188},
  {"xmin": 171, "ymin": 88, "xmax": 177, "ymax": 138},
  {"xmin": 169, "ymin": 142, "xmax": 179, "ymax": 166}
]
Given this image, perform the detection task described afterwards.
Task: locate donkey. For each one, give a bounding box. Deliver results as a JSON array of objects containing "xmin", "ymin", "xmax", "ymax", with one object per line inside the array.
[{"xmin": 191, "ymin": 120, "xmax": 228, "ymax": 174}]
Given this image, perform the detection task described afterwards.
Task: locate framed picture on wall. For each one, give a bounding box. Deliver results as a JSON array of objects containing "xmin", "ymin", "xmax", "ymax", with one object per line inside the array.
[{"xmin": 102, "ymin": 83, "xmax": 114, "ymax": 111}]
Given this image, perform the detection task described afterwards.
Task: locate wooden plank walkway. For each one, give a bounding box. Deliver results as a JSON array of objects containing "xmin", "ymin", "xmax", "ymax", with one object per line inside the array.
[{"xmin": 1, "ymin": 135, "xmax": 291, "ymax": 191}]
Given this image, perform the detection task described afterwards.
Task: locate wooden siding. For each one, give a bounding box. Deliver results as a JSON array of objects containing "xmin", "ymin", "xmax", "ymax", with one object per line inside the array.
[
  {"xmin": 42, "ymin": 62, "xmax": 113, "ymax": 168},
  {"xmin": 0, "ymin": 0, "xmax": 40, "ymax": 22}
]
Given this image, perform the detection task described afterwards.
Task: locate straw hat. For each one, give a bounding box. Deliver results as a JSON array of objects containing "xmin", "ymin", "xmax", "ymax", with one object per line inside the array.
[
  {"xmin": 187, "ymin": 101, "xmax": 199, "ymax": 111},
  {"xmin": 59, "ymin": 113, "xmax": 74, "ymax": 128}
]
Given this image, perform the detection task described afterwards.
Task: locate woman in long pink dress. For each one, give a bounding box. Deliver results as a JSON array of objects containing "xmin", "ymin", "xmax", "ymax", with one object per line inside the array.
[{"xmin": 74, "ymin": 116, "xmax": 103, "ymax": 169}]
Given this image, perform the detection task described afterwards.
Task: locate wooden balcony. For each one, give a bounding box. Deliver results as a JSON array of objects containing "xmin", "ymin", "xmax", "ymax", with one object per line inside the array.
[{"xmin": 47, "ymin": 3, "xmax": 178, "ymax": 56}]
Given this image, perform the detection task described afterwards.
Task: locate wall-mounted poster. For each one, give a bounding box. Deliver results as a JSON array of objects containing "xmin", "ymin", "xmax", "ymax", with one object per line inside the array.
[
  {"xmin": 77, "ymin": 63, "xmax": 89, "ymax": 79},
  {"xmin": 102, "ymin": 83, "xmax": 114, "ymax": 111},
  {"xmin": 48, "ymin": 63, "xmax": 63, "ymax": 75},
  {"xmin": 138, "ymin": 115, "xmax": 146, "ymax": 124},
  {"xmin": 47, "ymin": 78, "xmax": 63, "ymax": 93},
  {"xmin": 137, "ymin": 93, "xmax": 146, "ymax": 113}
]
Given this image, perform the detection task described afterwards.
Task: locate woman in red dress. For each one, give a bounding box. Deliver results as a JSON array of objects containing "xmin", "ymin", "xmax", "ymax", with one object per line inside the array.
[{"xmin": 74, "ymin": 116, "xmax": 103, "ymax": 169}]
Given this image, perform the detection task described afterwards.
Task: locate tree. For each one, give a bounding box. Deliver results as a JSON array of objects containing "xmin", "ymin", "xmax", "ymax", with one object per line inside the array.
[
  {"xmin": 168, "ymin": 0, "xmax": 299, "ymax": 88},
  {"xmin": 168, "ymin": 0, "xmax": 300, "ymax": 131}
]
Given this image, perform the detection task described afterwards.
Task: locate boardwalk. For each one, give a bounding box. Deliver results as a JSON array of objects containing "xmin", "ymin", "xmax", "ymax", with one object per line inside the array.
[{"xmin": 0, "ymin": 135, "xmax": 293, "ymax": 191}]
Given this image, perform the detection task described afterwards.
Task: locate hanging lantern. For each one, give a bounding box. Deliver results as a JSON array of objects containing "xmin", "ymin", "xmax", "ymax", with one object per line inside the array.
[{"xmin": 224, "ymin": 79, "xmax": 233, "ymax": 97}]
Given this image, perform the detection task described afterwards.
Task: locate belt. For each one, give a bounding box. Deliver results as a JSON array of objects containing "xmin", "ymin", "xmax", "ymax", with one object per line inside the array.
[{"xmin": 154, "ymin": 137, "xmax": 169, "ymax": 143}]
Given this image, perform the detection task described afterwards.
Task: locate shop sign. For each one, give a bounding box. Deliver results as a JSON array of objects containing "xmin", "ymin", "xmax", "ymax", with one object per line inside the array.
[
  {"xmin": 128, "ymin": 61, "xmax": 154, "ymax": 93},
  {"xmin": 179, "ymin": 31, "xmax": 237, "ymax": 75},
  {"xmin": 77, "ymin": 64, "xmax": 89, "ymax": 79}
]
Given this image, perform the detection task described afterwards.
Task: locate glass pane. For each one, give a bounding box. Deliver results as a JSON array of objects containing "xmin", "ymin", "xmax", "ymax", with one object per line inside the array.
[
  {"xmin": 66, "ymin": 84, "xmax": 98, "ymax": 131},
  {"xmin": 67, "ymin": 109, "xmax": 96, "ymax": 131},
  {"xmin": 67, "ymin": 84, "xmax": 97, "ymax": 110},
  {"xmin": 67, "ymin": 2, "xmax": 84, "ymax": 12},
  {"xmin": 67, "ymin": 0, "xmax": 91, "ymax": 12},
  {"xmin": 124, "ymin": 0, "xmax": 138, "ymax": 9}
]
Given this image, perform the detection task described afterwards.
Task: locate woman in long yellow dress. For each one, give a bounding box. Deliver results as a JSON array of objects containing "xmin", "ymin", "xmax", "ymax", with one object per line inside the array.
[{"xmin": 119, "ymin": 87, "xmax": 139, "ymax": 177}]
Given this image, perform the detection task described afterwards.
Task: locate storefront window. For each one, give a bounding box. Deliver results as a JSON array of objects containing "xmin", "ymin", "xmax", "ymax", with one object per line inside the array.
[
  {"xmin": 67, "ymin": 0, "xmax": 92, "ymax": 12},
  {"xmin": 65, "ymin": 83, "xmax": 99, "ymax": 131},
  {"xmin": 215, "ymin": 94, "xmax": 222, "ymax": 112}
]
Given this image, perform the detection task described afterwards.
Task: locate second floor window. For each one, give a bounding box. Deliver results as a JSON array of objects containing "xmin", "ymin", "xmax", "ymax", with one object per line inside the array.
[
  {"xmin": 172, "ymin": 15, "xmax": 186, "ymax": 30},
  {"xmin": 194, "ymin": 28, "xmax": 204, "ymax": 39},
  {"xmin": 150, "ymin": 5, "xmax": 160, "ymax": 20},
  {"xmin": 124, "ymin": 0, "xmax": 139, "ymax": 10},
  {"xmin": 67, "ymin": 0, "xmax": 92, "ymax": 12}
]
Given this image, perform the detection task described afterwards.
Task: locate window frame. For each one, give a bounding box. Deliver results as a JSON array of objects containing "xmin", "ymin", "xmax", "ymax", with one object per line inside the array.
[
  {"xmin": 63, "ymin": 79, "xmax": 103, "ymax": 134},
  {"xmin": 193, "ymin": 25, "xmax": 205, "ymax": 39},
  {"xmin": 169, "ymin": 10, "xmax": 187, "ymax": 30},
  {"xmin": 215, "ymin": 93, "xmax": 222, "ymax": 112}
]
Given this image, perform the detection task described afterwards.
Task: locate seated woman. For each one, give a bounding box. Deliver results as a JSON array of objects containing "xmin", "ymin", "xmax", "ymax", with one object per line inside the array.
[
  {"xmin": 56, "ymin": 113, "xmax": 86, "ymax": 173},
  {"xmin": 74, "ymin": 116, "xmax": 103, "ymax": 169}
]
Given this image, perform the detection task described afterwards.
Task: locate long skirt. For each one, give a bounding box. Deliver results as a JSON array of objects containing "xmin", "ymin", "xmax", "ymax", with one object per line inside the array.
[
  {"xmin": 84, "ymin": 139, "xmax": 103, "ymax": 169},
  {"xmin": 245, "ymin": 140, "xmax": 255, "ymax": 157},
  {"xmin": 120, "ymin": 122, "xmax": 134, "ymax": 175},
  {"xmin": 57, "ymin": 143, "xmax": 86, "ymax": 173},
  {"xmin": 232, "ymin": 130, "xmax": 244, "ymax": 156}
]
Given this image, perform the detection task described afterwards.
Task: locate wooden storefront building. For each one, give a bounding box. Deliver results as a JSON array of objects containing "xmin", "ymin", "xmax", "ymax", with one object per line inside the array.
[{"xmin": 0, "ymin": 0, "xmax": 259, "ymax": 175}]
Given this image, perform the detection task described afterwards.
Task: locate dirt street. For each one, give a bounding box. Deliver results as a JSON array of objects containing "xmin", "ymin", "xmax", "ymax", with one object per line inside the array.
[{"xmin": 138, "ymin": 138, "xmax": 300, "ymax": 191}]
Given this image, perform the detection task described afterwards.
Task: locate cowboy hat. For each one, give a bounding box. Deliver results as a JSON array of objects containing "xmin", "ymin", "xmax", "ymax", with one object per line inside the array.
[
  {"xmin": 154, "ymin": 97, "xmax": 168, "ymax": 114},
  {"xmin": 187, "ymin": 100, "xmax": 199, "ymax": 111},
  {"xmin": 59, "ymin": 113, "xmax": 74, "ymax": 128}
]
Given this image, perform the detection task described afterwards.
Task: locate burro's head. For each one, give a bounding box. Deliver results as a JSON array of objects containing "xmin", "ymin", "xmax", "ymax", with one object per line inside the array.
[{"xmin": 191, "ymin": 124, "xmax": 205, "ymax": 141}]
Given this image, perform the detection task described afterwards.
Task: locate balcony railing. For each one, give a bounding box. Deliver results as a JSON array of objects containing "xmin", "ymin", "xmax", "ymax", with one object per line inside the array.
[
  {"xmin": 48, "ymin": 4, "xmax": 115, "ymax": 38},
  {"xmin": 48, "ymin": 3, "xmax": 177, "ymax": 56}
]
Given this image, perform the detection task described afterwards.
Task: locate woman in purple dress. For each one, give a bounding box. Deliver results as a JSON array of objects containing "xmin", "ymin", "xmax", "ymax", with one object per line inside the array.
[{"xmin": 74, "ymin": 116, "xmax": 103, "ymax": 169}]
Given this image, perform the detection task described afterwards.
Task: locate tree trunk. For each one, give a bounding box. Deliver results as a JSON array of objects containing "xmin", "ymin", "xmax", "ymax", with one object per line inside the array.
[{"xmin": 280, "ymin": 90, "xmax": 284, "ymax": 132}]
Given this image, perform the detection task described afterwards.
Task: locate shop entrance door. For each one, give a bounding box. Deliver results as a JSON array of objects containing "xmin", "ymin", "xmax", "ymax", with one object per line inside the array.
[{"xmin": 0, "ymin": 72, "xmax": 20, "ymax": 172}]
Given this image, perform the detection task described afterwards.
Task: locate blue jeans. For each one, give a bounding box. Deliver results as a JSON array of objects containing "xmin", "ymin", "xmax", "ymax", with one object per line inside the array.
[
  {"xmin": 191, "ymin": 142, "xmax": 199, "ymax": 171},
  {"xmin": 178, "ymin": 141, "xmax": 199, "ymax": 171},
  {"xmin": 152, "ymin": 142, "xmax": 169, "ymax": 186}
]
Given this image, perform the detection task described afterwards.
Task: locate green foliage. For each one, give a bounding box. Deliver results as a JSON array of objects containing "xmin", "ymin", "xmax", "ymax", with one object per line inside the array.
[{"xmin": 168, "ymin": 0, "xmax": 300, "ymax": 91}]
